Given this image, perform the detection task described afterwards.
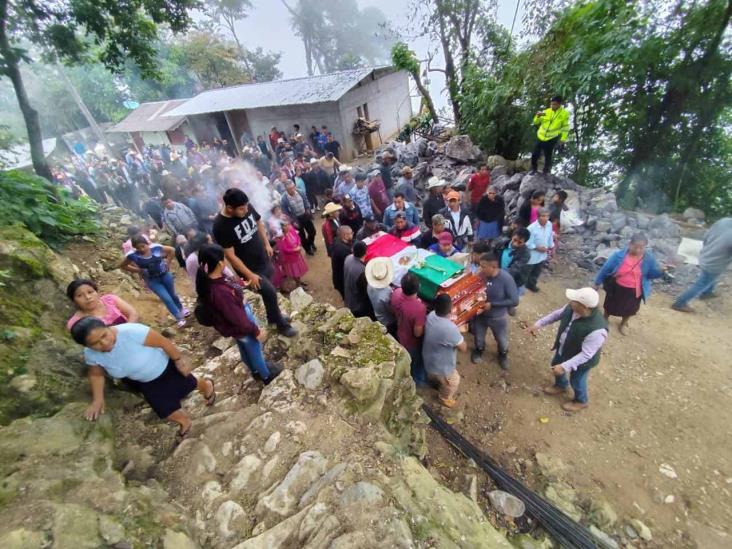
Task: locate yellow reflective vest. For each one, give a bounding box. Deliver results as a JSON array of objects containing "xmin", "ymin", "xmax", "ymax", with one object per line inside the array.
[{"xmin": 533, "ymin": 107, "xmax": 571, "ymax": 142}]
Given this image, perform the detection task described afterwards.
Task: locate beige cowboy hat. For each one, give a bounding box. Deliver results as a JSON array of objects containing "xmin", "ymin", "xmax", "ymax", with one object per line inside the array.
[
  {"xmin": 322, "ymin": 202, "xmax": 343, "ymax": 216},
  {"xmin": 365, "ymin": 256, "xmax": 394, "ymax": 289},
  {"xmin": 427, "ymin": 176, "xmax": 446, "ymax": 189},
  {"xmin": 401, "ymin": 165, "xmax": 413, "ymax": 175}
]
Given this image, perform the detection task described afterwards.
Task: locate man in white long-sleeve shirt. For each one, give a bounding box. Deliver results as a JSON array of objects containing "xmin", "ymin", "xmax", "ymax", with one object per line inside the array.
[
  {"xmin": 525, "ymin": 207, "xmax": 554, "ymax": 292},
  {"xmin": 528, "ymin": 287, "xmax": 608, "ymax": 412}
]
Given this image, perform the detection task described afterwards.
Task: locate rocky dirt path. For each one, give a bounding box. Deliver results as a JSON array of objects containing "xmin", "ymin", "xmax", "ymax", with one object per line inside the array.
[
  {"xmin": 298, "ymin": 222, "xmax": 731, "ymax": 549},
  {"xmin": 67, "ymin": 218, "xmax": 731, "ymax": 549}
]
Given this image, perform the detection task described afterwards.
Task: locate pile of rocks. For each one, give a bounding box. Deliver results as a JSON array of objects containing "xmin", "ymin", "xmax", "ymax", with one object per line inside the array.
[
  {"xmin": 160, "ymin": 290, "xmax": 514, "ymax": 548},
  {"xmin": 375, "ymin": 134, "xmax": 709, "ymax": 289},
  {"xmin": 0, "ymin": 224, "xmax": 518, "ymax": 549}
]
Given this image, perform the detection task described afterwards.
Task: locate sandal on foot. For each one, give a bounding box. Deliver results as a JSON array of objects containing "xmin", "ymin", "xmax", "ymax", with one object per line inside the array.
[
  {"xmin": 176, "ymin": 425, "xmax": 192, "ymax": 443},
  {"xmin": 204, "ymin": 379, "xmax": 216, "ymax": 406}
]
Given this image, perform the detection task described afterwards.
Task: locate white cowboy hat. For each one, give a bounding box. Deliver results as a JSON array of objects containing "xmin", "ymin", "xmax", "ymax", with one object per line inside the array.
[
  {"xmin": 339, "ymin": 164, "xmax": 352, "ymax": 173},
  {"xmin": 365, "ymin": 256, "xmax": 394, "ymax": 289},
  {"xmin": 427, "ymin": 176, "xmax": 446, "ymax": 189},
  {"xmin": 322, "ymin": 202, "xmax": 343, "ymax": 216}
]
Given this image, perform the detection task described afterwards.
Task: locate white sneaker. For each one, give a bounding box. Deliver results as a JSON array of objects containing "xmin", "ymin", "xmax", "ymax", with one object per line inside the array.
[{"xmin": 176, "ymin": 319, "xmax": 187, "ymax": 328}]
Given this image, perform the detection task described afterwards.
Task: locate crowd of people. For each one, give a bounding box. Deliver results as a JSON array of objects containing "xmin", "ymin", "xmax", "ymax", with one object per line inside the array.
[{"xmin": 60, "ymin": 98, "xmax": 731, "ymax": 437}]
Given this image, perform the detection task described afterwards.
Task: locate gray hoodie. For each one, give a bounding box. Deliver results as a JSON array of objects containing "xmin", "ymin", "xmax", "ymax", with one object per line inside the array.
[{"xmin": 700, "ymin": 217, "xmax": 732, "ymax": 274}]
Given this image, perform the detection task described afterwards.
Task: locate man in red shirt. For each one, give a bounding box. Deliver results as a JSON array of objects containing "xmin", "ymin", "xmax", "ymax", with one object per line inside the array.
[
  {"xmin": 467, "ymin": 164, "xmax": 491, "ymax": 214},
  {"xmin": 391, "ymin": 272, "xmax": 427, "ymax": 385}
]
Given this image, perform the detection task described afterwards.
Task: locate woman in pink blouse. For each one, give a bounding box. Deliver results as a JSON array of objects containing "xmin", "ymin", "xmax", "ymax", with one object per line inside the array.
[
  {"xmin": 594, "ymin": 234, "xmax": 666, "ymax": 335},
  {"xmin": 66, "ymin": 279, "xmax": 139, "ymax": 330}
]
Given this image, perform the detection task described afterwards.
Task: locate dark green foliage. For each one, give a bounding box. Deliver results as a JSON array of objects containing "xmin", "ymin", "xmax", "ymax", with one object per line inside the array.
[
  {"xmin": 0, "ymin": 170, "xmax": 98, "ymax": 245},
  {"xmin": 458, "ymin": 0, "xmax": 732, "ymax": 219}
]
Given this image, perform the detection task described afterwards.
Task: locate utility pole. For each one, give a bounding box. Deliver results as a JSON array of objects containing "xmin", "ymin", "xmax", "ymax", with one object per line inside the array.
[{"xmin": 56, "ymin": 64, "xmax": 115, "ymax": 155}]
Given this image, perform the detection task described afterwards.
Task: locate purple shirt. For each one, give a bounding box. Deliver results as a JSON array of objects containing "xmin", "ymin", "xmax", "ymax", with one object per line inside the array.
[
  {"xmin": 390, "ymin": 288, "xmax": 426, "ymax": 351},
  {"xmin": 533, "ymin": 306, "xmax": 608, "ymax": 373}
]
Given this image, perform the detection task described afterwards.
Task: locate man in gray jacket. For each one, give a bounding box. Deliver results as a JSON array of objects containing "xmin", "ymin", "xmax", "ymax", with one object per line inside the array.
[
  {"xmin": 343, "ymin": 241, "xmax": 373, "ymax": 318},
  {"xmin": 672, "ymin": 217, "xmax": 732, "ymax": 311},
  {"xmin": 470, "ymin": 252, "xmax": 519, "ymax": 369}
]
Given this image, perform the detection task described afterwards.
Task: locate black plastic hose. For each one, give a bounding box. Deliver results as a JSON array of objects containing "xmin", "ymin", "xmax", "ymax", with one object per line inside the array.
[{"xmin": 423, "ymin": 403, "xmax": 604, "ymax": 549}]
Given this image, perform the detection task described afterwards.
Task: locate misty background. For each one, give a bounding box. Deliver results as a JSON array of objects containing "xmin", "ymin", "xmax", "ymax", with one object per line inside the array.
[{"xmin": 232, "ymin": 0, "xmax": 525, "ymax": 112}]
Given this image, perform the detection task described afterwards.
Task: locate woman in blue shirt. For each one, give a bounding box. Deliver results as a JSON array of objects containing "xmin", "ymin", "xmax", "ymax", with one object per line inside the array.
[
  {"xmin": 122, "ymin": 236, "xmax": 189, "ymax": 327},
  {"xmin": 71, "ymin": 317, "xmax": 215, "ymax": 440}
]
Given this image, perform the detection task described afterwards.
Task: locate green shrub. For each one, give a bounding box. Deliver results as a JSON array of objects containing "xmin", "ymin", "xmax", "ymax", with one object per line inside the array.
[{"xmin": 0, "ymin": 170, "xmax": 99, "ymax": 246}]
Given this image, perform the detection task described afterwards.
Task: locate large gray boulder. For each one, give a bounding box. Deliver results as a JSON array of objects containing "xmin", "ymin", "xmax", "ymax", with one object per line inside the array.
[
  {"xmin": 519, "ymin": 173, "xmax": 551, "ymax": 198},
  {"xmin": 648, "ymin": 214, "xmax": 681, "ymax": 239},
  {"xmin": 445, "ymin": 135, "xmax": 479, "ymax": 162},
  {"xmin": 682, "ymin": 207, "xmax": 705, "ymax": 222}
]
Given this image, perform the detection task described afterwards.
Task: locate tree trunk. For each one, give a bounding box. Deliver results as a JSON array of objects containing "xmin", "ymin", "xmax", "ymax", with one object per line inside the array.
[
  {"xmin": 412, "ymin": 70, "xmax": 439, "ymax": 123},
  {"xmin": 436, "ymin": 13, "xmax": 461, "ymax": 125},
  {"xmin": 0, "ymin": 0, "xmax": 52, "ymax": 180}
]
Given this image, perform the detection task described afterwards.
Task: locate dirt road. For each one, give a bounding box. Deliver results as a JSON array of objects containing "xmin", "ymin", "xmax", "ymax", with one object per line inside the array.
[{"xmin": 298, "ymin": 223, "xmax": 732, "ymax": 549}]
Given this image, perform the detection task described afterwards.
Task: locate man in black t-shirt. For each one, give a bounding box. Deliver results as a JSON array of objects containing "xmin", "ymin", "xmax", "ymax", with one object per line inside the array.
[
  {"xmin": 324, "ymin": 133, "xmax": 341, "ymax": 160},
  {"xmin": 212, "ymin": 188, "xmax": 297, "ymax": 337}
]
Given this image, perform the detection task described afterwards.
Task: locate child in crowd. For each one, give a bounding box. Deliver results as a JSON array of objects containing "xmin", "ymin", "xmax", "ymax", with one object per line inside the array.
[
  {"xmin": 268, "ymin": 205, "xmax": 285, "ymax": 240},
  {"xmin": 518, "ymin": 190, "xmax": 545, "ymax": 227},
  {"xmin": 548, "ymin": 190, "xmax": 568, "ymax": 259},
  {"xmin": 275, "ymin": 217, "xmax": 309, "ymax": 287},
  {"xmin": 121, "ymin": 235, "xmax": 189, "ymax": 327}
]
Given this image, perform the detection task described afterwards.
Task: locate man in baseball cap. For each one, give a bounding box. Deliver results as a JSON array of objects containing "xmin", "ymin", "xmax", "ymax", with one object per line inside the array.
[
  {"xmin": 355, "ymin": 213, "xmax": 387, "ymax": 241},
  {"xmin": 527, "ymin": 287, "xmax": 608, "ymax": 412}
]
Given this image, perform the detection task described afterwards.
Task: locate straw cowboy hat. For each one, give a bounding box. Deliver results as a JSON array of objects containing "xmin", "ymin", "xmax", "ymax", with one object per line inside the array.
[
  {"xmin": 427, "ymin": 176, "xmax": 446, "ymax": 189},
  {"xmin": 322, "ymin": 202, "xmax": 343, "ymax": 216},
  {"xmin": 401, "ymin": 166, "xmax": 413, "ymax": 176},
  {"xmin": 365, "ymin": 257, "xmax": 394, "ymax": 289}
]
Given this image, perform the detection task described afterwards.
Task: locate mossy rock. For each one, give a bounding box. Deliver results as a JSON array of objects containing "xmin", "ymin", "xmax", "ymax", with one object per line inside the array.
[{"xmin": 0, "ymin": 225, "xmax": 77, "ymax": 282}]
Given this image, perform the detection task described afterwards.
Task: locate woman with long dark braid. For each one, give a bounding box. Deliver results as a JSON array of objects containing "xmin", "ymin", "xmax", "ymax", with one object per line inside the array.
[{"xmin": 196, "ymin": 244, "xmax": 282, "ymax": 384}]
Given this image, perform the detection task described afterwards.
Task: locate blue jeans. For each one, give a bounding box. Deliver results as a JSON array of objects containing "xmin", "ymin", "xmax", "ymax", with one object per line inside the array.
[
  {"xmin": 146, "ymin": 272, "xmax": 183, "ymax": 320},
  {"xmin": 235, "ymin": 304, "xmax": 271, "ymax": 379},
  {"xmin": 672, "ymin": 270, "xmax": 719, "ymax": 307},
  {"xmin": 553, "ymin": 353, "xmax": 593, "ymax": 403},
  {"xmin": 408, "ymin": 345, "xmax": 427, "ymax": 385}
]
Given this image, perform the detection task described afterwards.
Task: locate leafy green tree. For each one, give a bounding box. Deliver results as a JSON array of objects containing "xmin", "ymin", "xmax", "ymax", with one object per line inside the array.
[
  {"xmin": 391, "ymin": 42, "xmax": 438, "ymax": 123},
  {"xmin": 172, "ymin": 31, "xmax": 253, "ymax": 89},
  {"xmin": 201, "ymin": 0, "xmax": 282, "ymax": 82},
  {"xmin": 240, "ymin": 47, "xmax": 282, "ymax": 82},
  {"xmin": 280, "ymin": 0, "xmax": 394, "ymax": 76},
  {"xmin": 458, "ymin": 0, "xmax": 732, "ymax": 219},
  {"xmin": 204, "ymin": 0, "xmax": 253, "ymax": 54},
  {"xmin": 0, "ymin": 0, "xmax": 196, "ymax": 180}
]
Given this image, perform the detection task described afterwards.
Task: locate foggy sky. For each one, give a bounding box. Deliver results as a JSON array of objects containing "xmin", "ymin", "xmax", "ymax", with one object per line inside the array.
[{"xmin": 234, "ymin": 0, "xmax": 525, "ymax": 113}]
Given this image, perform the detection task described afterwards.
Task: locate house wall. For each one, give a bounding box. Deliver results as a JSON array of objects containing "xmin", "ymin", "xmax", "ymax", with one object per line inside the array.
[
  {"xmin": 337, "ymin": 69, "xmax": 412, "ymax": 160},
  {"xmin": 241, "ymin": 103, "xmax": 344, "ymax": 156},
  {"xmin": 137, "ymin": 131, "xmax": 169, "ymax": 146}
]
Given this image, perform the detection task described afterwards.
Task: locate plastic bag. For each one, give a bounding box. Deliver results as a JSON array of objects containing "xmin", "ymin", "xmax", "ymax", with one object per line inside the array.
[{"xmin": 560, "ymin": 209, "xmax": 584, "ymax": 232}]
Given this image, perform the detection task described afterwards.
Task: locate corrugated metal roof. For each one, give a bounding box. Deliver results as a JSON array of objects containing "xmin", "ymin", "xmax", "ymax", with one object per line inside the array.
[
  {"xmin": 164, "ymin": 68, "xmax": 382, "ymax": 117},
  {"xmin": 108, "ymin": 99, "xmax": 189, "ymax": 133}
]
